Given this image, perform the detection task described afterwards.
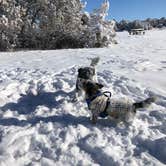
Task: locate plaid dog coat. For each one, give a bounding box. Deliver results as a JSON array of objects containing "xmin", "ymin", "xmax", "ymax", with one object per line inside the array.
[{"xmin": 89, "ymin": 94, "xmax": 134, "ymax": 120}]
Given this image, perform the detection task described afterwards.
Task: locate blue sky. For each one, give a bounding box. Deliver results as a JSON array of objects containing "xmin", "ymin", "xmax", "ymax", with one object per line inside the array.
[{"xmin": 84, "ymin": 0, "xmax": 166, "ymax": 21}]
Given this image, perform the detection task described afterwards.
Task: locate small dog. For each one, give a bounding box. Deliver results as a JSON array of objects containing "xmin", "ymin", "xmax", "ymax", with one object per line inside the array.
[
  {"xmin": 74, "ymin": 57, "xmax": 100, "ymax": 101},
  {"xmin": 83, "ymin": 80, "xmax": 156, "ymax": 124}
]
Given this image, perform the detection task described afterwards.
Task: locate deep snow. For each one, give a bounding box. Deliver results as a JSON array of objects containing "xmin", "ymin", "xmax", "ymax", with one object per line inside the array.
[{"xmin": 0, "ymin": 29, "xmax": 166, "ymax": 166}]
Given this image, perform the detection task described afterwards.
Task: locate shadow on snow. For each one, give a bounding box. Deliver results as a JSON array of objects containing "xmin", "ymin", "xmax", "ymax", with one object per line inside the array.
[
  {"xmin": 0, "ymin": 90, "xmax": 75, "ymax": 114},
  {"xmin": 0, "ymin": 89, "xmax": 119, "ymax": 128}
]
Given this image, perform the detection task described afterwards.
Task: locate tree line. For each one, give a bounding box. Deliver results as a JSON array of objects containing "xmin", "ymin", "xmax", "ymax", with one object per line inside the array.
[
  {"xmin": 0, "ymin": 0, "xmax": 116, "ymax": 51},
  {"xmin": 116, "ymin": 17, "xmax": 166, "ymax": 31}
]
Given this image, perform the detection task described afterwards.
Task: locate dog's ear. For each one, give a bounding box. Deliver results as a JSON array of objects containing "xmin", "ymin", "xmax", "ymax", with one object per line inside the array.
[
  {"xmin": 78, "ymin": 68, "xmax": 82, "ymax": 73},
  {"xmin": 96, "ymin": 83, "xmax": 104, "ymax": 89}
]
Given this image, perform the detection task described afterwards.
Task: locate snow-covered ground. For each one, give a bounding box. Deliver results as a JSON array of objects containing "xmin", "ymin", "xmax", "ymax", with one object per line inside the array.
[{"xmin": 0, "ymin": 29, "xmax": 165, "ymax": 166}]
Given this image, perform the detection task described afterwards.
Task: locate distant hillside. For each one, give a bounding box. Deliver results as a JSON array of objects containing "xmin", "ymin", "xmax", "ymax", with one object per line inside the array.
[{"xmin": 115, "ymin": 17, "xmax": 166, "ymax": 31}]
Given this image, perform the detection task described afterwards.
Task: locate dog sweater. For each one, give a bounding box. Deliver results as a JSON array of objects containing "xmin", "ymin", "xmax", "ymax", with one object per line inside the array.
[
  {"xmin": 89, "ymin": 95, "xmax": 108, "ymax": 118},
  {"xmin": 89, "ymin": 95, "xmax": 133, "ymax": 119}
]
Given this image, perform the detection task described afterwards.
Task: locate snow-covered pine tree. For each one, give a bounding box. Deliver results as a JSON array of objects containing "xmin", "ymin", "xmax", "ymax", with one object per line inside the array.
[
  {"xmin": 0, "ymin": 0, "xmax": 23, "ymax": 50},
  {"xmin": 17, "ymin": 0, "xmax": 85, "ymax": 49},
  {"xmin": 0, "ymin": 0, "xmax": 116, "ymax": 50},
  {"xmin": 81, "ymin": 0, "xmax": 116, "ymax": 47}
]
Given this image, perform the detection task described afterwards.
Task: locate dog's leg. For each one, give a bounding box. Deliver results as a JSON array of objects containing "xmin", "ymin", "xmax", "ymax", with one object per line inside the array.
[
  {"xmin": 72, "ymin": 89, "xmax": 80, "ymax": 102},
  {"xmin": 72, "ymin": 78, "xmax": 82, "ymax": 102},
  {"xmin": 91, "ymin": 114, "xmax": 97, "ymax": 124},
  {"xmin": 73, "ymin": 79, "xmax": 84, "ymax": 102}
]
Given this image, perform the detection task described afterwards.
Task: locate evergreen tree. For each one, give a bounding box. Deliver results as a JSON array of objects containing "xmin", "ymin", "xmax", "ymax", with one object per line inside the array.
[{"xmin": 0, "ymin": 0, "xmax": 116, "ymax": 50}]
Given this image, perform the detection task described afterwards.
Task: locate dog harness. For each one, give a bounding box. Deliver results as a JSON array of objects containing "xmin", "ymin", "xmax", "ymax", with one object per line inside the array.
[{"xmin": 86, "ymin": 91, "xmax": 111, "ymax": 118}]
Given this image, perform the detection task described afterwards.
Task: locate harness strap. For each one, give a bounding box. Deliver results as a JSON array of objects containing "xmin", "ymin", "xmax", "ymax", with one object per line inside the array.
[
  {"xmin": 86, "ymin": 91, "xmax": 102, "ymax": 109},
  {"xmin": 99, "ymin": 97, "xmax": 110, "ymax": 118},
  {"xmin": 103, "ymin": 91, "xmax": 112, "ymax": 98},
  {"xmin": 86, "ymin": 91, "xmax": 112, "ymax": 118}
]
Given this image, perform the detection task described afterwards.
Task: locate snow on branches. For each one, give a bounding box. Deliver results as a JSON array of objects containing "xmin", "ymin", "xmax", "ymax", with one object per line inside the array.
[
  {"xmin": 0, "ymin": 0, "xmax": 116, "ymax": 50},
  {"xmin": 82, "ymin": 0, "xmax": 116, "ymax": 47}
]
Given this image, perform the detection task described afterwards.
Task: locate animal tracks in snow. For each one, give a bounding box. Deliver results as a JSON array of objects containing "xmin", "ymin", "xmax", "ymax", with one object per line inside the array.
[
  {"xmin": 0, "ymin": 65, "xmax": 165, "ymax": 165},
  {"xmin": 0, "ymin": 29, "xmax": 166, "ymax": 165}
]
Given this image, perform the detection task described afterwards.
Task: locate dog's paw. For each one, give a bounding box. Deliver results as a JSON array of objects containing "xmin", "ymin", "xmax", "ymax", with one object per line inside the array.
[
  {"xmin": 91, "ymin": 120, "xmax": 97, "ymax": 124},
  {"xmin": 91, "ymin": 115, "xmax": 97, "ymax": 124}
]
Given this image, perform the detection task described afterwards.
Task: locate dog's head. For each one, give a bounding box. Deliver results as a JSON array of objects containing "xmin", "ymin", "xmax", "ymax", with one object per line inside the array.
[
  {"xmin": 78, "ymin": 67, "xmax": 95, "ymax": 80},
  {"xmin": 83, "ymin": 80, "xmax": 104, "ymax": 97}
]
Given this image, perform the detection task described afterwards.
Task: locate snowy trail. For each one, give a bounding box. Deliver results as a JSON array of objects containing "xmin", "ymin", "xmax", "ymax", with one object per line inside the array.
[{"xmin": 0, "ymin": 29, "xmax": 166, "ymax": 166}]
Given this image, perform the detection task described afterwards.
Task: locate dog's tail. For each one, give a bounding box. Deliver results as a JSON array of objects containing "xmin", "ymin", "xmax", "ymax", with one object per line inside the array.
[
  {"xmin": 133, "ymin": 96, "xmax": 156, "ymax": 109},
  {"xmin": 90, "ymin": 57, "xmax": 100, "ymax": 67}
]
